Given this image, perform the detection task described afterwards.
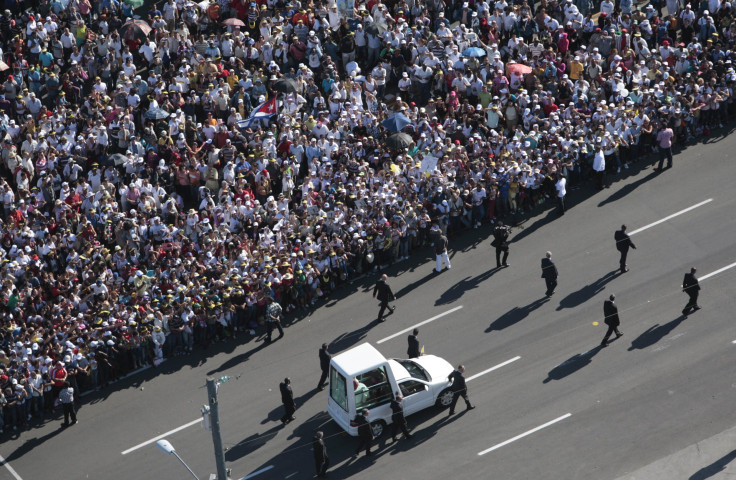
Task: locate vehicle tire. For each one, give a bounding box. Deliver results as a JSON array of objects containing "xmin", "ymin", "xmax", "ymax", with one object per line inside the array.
[
  {"xmin": 436, "ymin": 388, "xmax": 454, "ymax": 409},
  {"xmin": 370, "ymin": 420, "xmax": 386, "ymax": 438}
]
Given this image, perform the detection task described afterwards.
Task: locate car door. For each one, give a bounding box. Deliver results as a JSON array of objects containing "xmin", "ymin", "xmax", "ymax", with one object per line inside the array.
[{"xmin": 397, "ymin": 379, "xmax": 433, "ymax": 415}]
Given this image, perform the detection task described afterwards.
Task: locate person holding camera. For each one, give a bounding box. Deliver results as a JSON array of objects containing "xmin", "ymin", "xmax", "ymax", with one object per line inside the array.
[
  {"xmin": 491, "ymin": 220, "xmax": 511, "ymax": 268},
  {"xmin": 265, "ymin": 296, "xmax": 284, "ymax": 343}
]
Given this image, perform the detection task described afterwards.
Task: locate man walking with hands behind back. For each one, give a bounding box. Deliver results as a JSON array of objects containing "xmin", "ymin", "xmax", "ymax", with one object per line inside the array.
[
  {"xmin": 407, "ymin": 328, "xmax": 420, "ymax": 358},
  {"xmin": 312, "ymin": 431, "xmax": 329, "ymax": 477},
  {"xmin": 354, "ymin": 409, "xmax": 374, "ymax": 457},
  {"xmin": 614, "ymin": 225, "xmax": 636, "ymax": 273},
  {"xmin": 447, "ymin": 365, "xmax": 475, "ymax": 415},
  {"xmin": 601, "ymin": 294, "xmax": 623, "ymax": 347},
  {"xmin": 682, "ymin": 267, "xmax": 701, "ymax": 316},
  {"xmin": 317, "ymin": 344, "xmax": 331, "ymax": 391},
  {"xmin": 280, "ymin": 378, "xmax": 296, "ymax": 425},
  {"xmin": 373, "ymin": 274, "xmax": 395, "ymax": 322},
  {"xmin": 541, "ymin": 251, "xmax": 558, "ymax": 297}
]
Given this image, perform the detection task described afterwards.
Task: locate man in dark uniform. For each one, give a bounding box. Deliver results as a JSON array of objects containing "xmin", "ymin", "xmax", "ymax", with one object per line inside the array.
[
  {"xmin": 601, "ymin": 294, "xmax": 623, "ymax": 346},
  {"xmin": 312, "ymin": 431, "xmax": 329, "ymax": 477},
  {"xmin": 407, "ymin": 328, "xmax": 420, "ymax": 358},
  {"xmin": 541, "ymin": 251, "xmax": 558, "ymax": 297},
  {"xmin": 280, "ymin": 378, "xmax": 296, "ymax": 424},
  {"xmin": 390, "ymin": 393, "xmax": 413, "ymax": 441},
  {"xmin": 447, "ymin": 365, "xmax": 475, "ymax": 415},
  {"xmin": 491, "ymin": 221, "xmax": 511, "ymax": 268},
  {"xmin": 614, "ymin": 225, "xmax": 636, "ymax": 273},
  {"xmin": 317, "ymin": 343, "xmax": 331, "ymax": 391},
  {"xmin": 353, "ymin": 409, "xmax": 374, "ymax": 457},
  {"xmin": 372, "ymin": 273, "xmax": 396, "ymax": 322},
  {"xmin": 682, "ymin": 267, "xmax": 701, "ymax": 315}
]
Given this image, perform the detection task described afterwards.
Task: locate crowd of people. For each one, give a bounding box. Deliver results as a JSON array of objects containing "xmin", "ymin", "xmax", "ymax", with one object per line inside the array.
[{"xmin": 1, "ymin": 0, "xmax": 735, "ymax": 434}]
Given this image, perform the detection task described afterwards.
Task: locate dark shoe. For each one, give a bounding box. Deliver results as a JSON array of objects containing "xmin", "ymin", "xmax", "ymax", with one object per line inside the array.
[
  {"xmin": 448, "ymin": 410, "xmax": 455, "ymax": 416},
  {"xmin": 466, "ymin": 405, "xmax": 475, "ymax": 411},
  {"xmin": 600, "ymin": 342, "xmax": 608, "ymax": 347},
  {"xmin": 682, "ymin": 309, "xmax": 690, "ymax": 316},
  {"xmin": 621, "ymin": 268, "xmax": 630, "ymax": 273},
  {"xmin": 378, "ymin": 318, "xmax": 386, "ymax": 323},
  {"xmin": 71, "ymin": 420, "xmax": 78, "ymax": 425},
  {"xmin": 502, "ymin": 263, "xmax": 510, "ymax": 267},
  {"xmin": 389, "ymin": 306, "xmax": 396, "ymax": 313},
  {"xmin": 693, "ymin": 306, "xmax": 701, "ymax": 311},
  {"xmin": 289, "ymin": 417, "xmax": 296, "ymax": 422},
  {"xmin": 318, "ymin": 385, "xmax": 326, "ymax": 391},
  {"xmin": 616, "ymin": 332, "xmax": 623, "ymax": 338},
  {"xmin": 392, "ymin": 437, "xmax": 397, "ymax": 442}
]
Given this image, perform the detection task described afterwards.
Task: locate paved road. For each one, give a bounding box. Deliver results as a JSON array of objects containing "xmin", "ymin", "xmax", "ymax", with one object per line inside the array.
[{"xmin": 2, "ymin": 130, "xmax": 736, "ymax": 480}]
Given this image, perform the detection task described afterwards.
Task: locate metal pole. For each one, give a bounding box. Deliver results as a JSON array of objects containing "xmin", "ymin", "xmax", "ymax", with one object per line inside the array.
[
  {"xmin": 171, "ymin": 451, "xmax": 202, "ymax": 480},
  {"xmin": 206, "ymin": 378, "xmax": 229, "ymax": 480}
]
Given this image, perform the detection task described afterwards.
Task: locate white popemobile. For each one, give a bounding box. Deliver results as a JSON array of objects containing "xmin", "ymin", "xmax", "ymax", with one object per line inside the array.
[{"xmin": 327, "ymin": 343, "xmax": 456, "ymax": 438}]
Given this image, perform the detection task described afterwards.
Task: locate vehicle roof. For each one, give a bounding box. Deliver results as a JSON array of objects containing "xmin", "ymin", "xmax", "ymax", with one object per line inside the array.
[{"xmin": 331, "ymin": 343, "xmax": 388, "ymax": 376}]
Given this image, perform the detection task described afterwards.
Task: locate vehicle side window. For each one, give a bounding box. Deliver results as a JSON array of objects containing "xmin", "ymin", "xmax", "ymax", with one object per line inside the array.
[
  {"xmin": 398, "ymin": 380, "xmax": 427, "ymax": 397},
  {"xmin": 355, "ymin": 366, "xmax": 392, "ymax": 410},
  {"xmin": 330, "ymin": 367, "xmax": 348, "ymax": 412}
]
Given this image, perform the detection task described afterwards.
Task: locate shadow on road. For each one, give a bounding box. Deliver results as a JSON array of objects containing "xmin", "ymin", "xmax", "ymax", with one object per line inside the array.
[
  {"xmin": 556, "ymin": 270, "xmax": 620, "ymax": 311},
  {"xmin": 628, "ymin": 315, "xmax": 687, "ymax": 351},
  {"xmin": 1, "ymin": 423, "xmax": 66, "ymax": 462},
  {"xmin": 543, "ymin": 345, "xmax": 605, "ymax": 383},
  {"xmin": 486, "ymin": 297, "xmax": 550, "ymax": 332},
  {"xmin": 436, "ymin": 269, "xmax": 500, "ymax": 306},
  {"xmin": 225, "ymin": 425, "xmax": 281, "ymax": 462},
  {"xmin": 597, "ymin": 170, "xmax": 660, "ymax": 207},
  {"xmin": 510, "ymin": 210, "xmax": 559, "ymax": 244},
  {"xmin": 688, "ymin": 449, "xmax": 736, "ymax": 480},
  {"xmin": 330, "ymin": 319, "xmax": 382, "ymax": 353},
  {"xmin": 206, "ymin": 341, "xmax": 270, "ymax": 376}
]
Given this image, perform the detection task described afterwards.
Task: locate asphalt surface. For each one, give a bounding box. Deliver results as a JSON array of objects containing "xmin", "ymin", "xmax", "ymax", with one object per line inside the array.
[{"xmin": 2, "ymin": 129, "xmax": 736, "ymax": 480}]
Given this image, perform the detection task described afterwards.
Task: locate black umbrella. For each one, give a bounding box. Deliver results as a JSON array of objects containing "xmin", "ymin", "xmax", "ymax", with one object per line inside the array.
[
  {"xmin": 386, "ymin": 133, "xmax": 413, "ymax": 149},
  {"xmin": 118, "ymin": 19, "xmax": 152, "ymax": 43},
  {"xmin": 365, "ymin": 22, "xmax": 388, "ymax": 36},
  {"xmin": 273, "ymin": 78, "xmax": 298, "ymax": 94}
]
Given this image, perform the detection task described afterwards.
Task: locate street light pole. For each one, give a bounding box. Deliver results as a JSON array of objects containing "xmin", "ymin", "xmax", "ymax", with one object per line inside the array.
[
  {"xmin": 156, "ymin": 440, "xmax": 201, "ymax": 480},
  {"xmin": 206, "ymin": 377, "xmax": 229, "ymax": 480}
]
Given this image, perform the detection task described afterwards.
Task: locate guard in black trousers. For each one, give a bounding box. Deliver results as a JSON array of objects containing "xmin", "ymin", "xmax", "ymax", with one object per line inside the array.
[
  {"xmin": 541, "ymin": 251, "xmax": 558, "ymax": 297},
  {"xmin": 682, "ymin": 267, "xmax": 701, "ymax": 315},
  {"xmin": 280, "ymin": 378, "xmax": 296, "ymax": 424},
  {"xmin": 601, "ymin": 294, "xmax": 623, "ymax": 346},
  {"xmin": 390, "ymin": 393, "xmax": 413, "ymax": 441},
  {"xmin": 317, "ymin": 343, "xmax": 331, "ymax": 390},
  {"xmin": 447, "ymin": 365, "xmax": 475, "ymax": 415},
  {"xmin": 373, "ymin": 274, "xmax": 396, "ymax": 322},
  {"xmin": 407, "ymin": 328, "xmax": 420, "ymax": 358},
  {"xmin": 491, "ymin": 222, "xmax": 511, "ymax": 268},
  {"xmin": 312, "ymin": 431, "xmax": 329, "ymax": 477},
  {"xmin": 614, "ymin": 225, "xmax": 636, "ymax": 273},
  {"xmin": 353, "ymin": 409, "xmax": 374, "ymax": 457}
]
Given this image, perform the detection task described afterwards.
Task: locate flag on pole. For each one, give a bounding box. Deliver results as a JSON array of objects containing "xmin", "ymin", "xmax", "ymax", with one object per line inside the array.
[
  {"xmin": 238, "ymin": 97, "xmax": 277, "ymax": 129},
  {"xmin": 420, "ymin": 345, "xmax": 425, "ymax": 355}
]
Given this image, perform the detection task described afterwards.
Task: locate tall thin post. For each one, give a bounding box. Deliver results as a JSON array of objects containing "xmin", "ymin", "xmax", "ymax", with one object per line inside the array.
[{"xmin": 206, "ymin": 378, "xmax": 229, "ymax": 480}]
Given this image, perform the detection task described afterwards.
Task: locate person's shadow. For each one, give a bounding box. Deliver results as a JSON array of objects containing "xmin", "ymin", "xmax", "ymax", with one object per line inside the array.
[
  {"xmin": 486, "ymin": 297, "xmax": 550, "ymax": 332},
  {"xmin": 628, "ymin": 315, "xmax": 687, "ymax": 351},
  {"xmin": 436, "ymin": 269, "xmax": 499, "ymax": 306},
  {"xmin": 689, "ymin": 449, "xmax": 736, "ymax": 479},
  {"xmin": 556, "ymin": 270, "xmax": 620, "ymax": 311},
  {"xmin": 224, "ymin": 425, "xmax": 281, "ymax": 462},
  {"xmin": 543, "ymin": 345, "xmax": 605, "ymax": 383}
]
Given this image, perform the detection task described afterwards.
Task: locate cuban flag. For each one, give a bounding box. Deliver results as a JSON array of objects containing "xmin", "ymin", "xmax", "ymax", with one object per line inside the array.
[{"xmin": 238, "ymin": 97, "xmax": 278, "ymax": 129}]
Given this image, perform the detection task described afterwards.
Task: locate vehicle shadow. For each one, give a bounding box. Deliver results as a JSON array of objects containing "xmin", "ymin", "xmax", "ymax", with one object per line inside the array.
[
  {"xmin": 543, "ymin": 345, "xmax": 605, "ymax": 383},
  {"xmin": 628, "ymin": 315, "xmax": 687, "ymax": 351},
  {"xmin": 556, "ymin": 270, "xmax": 620, "ymax": 311},
  {"xmin": 436, "ymin": 269, "xmax": 500, "ymax": 306},
  {"xmin": 486, "ymin": 297, "xmax": 550, "ymax": 332},
  {"xmin": 688, "ymin": 449, "xmax": 736, "ymax": 480}
]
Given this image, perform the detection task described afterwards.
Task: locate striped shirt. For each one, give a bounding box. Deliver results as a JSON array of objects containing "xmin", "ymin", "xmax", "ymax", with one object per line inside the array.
[{"xmin": 59, "ymin": 387, "xmax": 74, "ymax": 405}]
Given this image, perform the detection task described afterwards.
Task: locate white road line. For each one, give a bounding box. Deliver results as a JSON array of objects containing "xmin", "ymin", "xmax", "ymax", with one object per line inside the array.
[
  {"xmin": 0, "ymin": 454, "xmax": 23, "ymax": 480},
  {"xmin": 241, "ymin": 465, "xmax": 275, "ymax": 479},
  {"xmin": 700, "ymin": 261, "xmax": 736, "ymax": 281},
  {"xmin": 376, "ymin": 306, "xmax": 464, "ymax": 344},
  {"xmin": 466, "ymin": 356, "xmax": 521, "ymax": 382},
  {"xmin": 121, "ymin": 418, "xmax": 201, "ymax": 455},
  {"xmin": 477, "ymin": 413, "xmax": 572, "ymax": 456},
  {"xmin": 628, "ymin": 199, "xmax": 713, "ymax": 235}
]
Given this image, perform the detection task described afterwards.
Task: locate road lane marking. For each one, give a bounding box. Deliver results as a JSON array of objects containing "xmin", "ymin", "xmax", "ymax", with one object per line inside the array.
[
  {"xmin": 628, "ymin": 199, "xmax": 712, "ymax": 235},
  {"xmin": 241, "ymin": 465, "xmax": 275, "ymax": 479},
  {"xmin": 477, "ymin": 413, "xmax": 572, "ymax": 456},
  {"xmin": 121, "ymin": 418, "xmax": 201, "ymax": 455},
  {"xmin": 466, "ymin": 356, "xmax": 521, "ymax": 382},
  {"xmin": 376, "ymin": 306, "xmax": 463, "ymax": 344},
  {"xmin": 700, "ymin": 261, "xmax": 736, "ymax": 281},
  {"xmin": 0, "ymin": 454, "xmax": 23, "ymax": 480}
]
